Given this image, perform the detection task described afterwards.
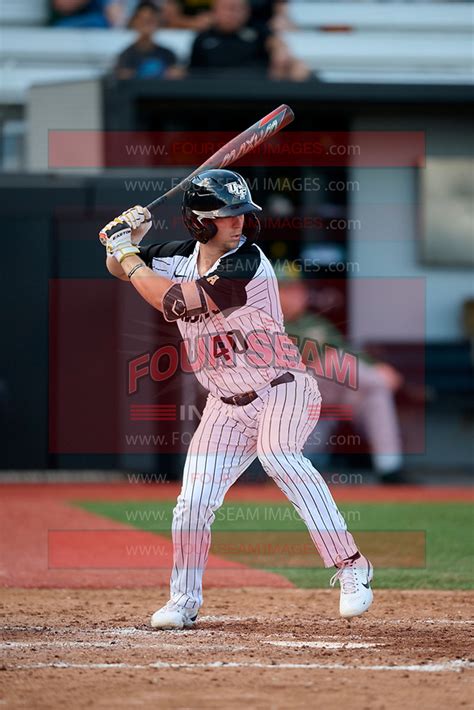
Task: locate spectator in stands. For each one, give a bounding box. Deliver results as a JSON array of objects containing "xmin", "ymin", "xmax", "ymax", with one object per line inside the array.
[
  {"xmin": 162, "ymin": 0, "xmax": 289, "ymax": 31},
  {"xmin": 269, "ymin": 34, "xmax": 309, "ymax": 81},
  {"xmin": 51, "ymin": 0, "xmax": 131, "ymax": 28},
  {"xmin": 161, "ymin": 0, "xmax": 213, "ymax": 31},
  {"xmin": 189, "ymin": 0, "xmax": 309, "ymax": 80},
  {"xmin": 249, "ymin": 0, "xmax": 290, "ymax": 31},
  {"xmin": 115, "ymin": 1, "xmax": 183, "ymax": 78},
  {"xmin": 107, "ymin": 1, "xmax": 148, "ymax": 28},
  {"xmin": 278, "ymin": 273, "xmax": 406, "ymax": 484}
]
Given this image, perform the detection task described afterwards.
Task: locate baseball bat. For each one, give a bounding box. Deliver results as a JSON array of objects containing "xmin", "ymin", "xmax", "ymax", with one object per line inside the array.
[{"xmin": 145, "ymin": 104, "xmax": 295, "ymax": 214}]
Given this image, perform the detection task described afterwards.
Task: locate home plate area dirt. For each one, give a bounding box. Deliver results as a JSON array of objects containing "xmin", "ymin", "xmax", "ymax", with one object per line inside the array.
[{"xmin": 1, "ymin": 589, "xmax": 473, "ymax": 709}]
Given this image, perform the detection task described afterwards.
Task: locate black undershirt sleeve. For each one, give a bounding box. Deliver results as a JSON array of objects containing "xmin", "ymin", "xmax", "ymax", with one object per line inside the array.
[
  {"xmin": 197, "ymin": 243, "xmax": 261, "ymax": 314},
  {"xmin": 138, "ymin": 239, "xmax": 195, "ymax": 267}
]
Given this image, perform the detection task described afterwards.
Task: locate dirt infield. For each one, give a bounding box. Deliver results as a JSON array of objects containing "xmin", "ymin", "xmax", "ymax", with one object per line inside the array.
[
  {"xmin": 1, "ymin": 588, "xmax": 473, "ymax": 709},
  {"xmin": 1, "ymin": 483, "xmax": 472, "ymax": 707}
]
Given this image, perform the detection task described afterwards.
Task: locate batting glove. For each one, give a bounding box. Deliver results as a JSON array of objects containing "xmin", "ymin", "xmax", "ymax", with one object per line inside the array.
[
  {"xmin": 99, "ymin": 218, "xmax": 140, "ymax": 263},
  {"xmin": 119, "ymin": 205, "xmax": 152, "ymax": 245}
]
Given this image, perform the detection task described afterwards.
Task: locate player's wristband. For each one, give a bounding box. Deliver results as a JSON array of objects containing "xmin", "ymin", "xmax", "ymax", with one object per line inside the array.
[
  {"xmin": 128, "ymin": 263, "xmax": 145, "ymax": 279},
  {"xmin": 110, "ymin": 244, "xmax": 140, "ymax": 264}
]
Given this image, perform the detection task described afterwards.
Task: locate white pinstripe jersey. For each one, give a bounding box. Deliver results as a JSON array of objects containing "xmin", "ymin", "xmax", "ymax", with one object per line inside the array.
[{"xmin": 140, "ymin": 236, "xmax": 305, "ymax": 398}]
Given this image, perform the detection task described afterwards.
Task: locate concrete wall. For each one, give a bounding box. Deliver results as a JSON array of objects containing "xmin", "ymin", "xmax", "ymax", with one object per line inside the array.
[
  {"xmin": 27, "ymin": 79, "xmax": 102, "ymax": 172},
  {"xmin": 348, "ymin": 113, "xmax": 473, "ymax": 344}
]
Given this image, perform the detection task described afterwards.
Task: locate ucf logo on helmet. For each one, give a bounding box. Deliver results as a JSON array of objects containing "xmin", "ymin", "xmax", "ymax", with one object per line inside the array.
[{"xmin": 226, "ymin": 181, "xmax": 247, "ymax": 199}]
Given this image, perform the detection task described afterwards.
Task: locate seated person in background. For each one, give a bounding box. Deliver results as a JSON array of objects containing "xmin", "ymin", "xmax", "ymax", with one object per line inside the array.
[
  {"xmin": 161, "ymin": 0, "xmax": 213, "ymax": 30},
  {"xmin": 279, "ymin": 274, "xmax": 406, "ymax": 484},
  {"xmin": 249, "ymin": 0, "xmax": 301, "ymax": 84},
  {"xmin": 269, "ymin": 33, "xmax": 309, "ymax": 81},
  {"xmin": 51, "ymin": 0, "xmax": 132, "ymax": 27},
  {"xmin": 51, "ymin": 0, "xmax": 109, "ymax": 26},
  {"xmin": 249, "ymin": 0, "xmax": 291, "ymax": 31},
  {"xmin": 162, "ymin": 0, "xmax": 288, "ymax": 31},
  {"xmin": 189, "ymin": 0, "xmax": 309, "ymax": 80},
  {"xmin": 106, "ymin": 1, "xmax": 148, "ymax": 28},
  {"xmin": 115, "ymin": 2, "xmax": 183, "ymax": 79},
  {"xmin": 189, "ymin": 0, "xmax": 269, "ymax": 76}
]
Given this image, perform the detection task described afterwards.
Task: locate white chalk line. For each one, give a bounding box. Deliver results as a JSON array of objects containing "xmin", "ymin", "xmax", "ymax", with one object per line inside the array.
[
  {"xmin": 264, "ymin": 641, "xmax": 382, "ymax": 649},
  {"xmin": 199, "ymin": 615, "xmax": 264, "ymax": 622},
  {"xmin": 0, "ymin": 618, "xmax": 276, "ymax": 632},
  {"xmin": 1, "ymin": 640, "xmax": 381, "ymax": 651},
  {"xmin": 0, "ymin": 626, "xmax": 190, "ymax": 638},
  {"xmin": 5, "ymin": 660, "xmax": 474, "ymax": 673},
  {"xmin": 0, "ymin": 627, "xmax": 247, "ymax": 641},
  {"xmin": 0, "ymin": 640, "xmax": 248, "ymax": 652},
  {"xmin": 2, "ymin": 617, "xmax": 473, "ymax": 634},
  {"xmin": 391, "ymin": 619, "xmax": 474, "ymax": 626}
]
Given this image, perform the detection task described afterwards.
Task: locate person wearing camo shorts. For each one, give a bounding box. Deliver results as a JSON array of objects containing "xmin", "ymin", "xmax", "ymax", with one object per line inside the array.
[{"xmin": 99, "ymin": 169, "xmax": 374, "ymax": 628}]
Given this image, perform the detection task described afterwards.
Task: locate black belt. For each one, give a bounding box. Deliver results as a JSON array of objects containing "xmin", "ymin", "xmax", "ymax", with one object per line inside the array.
[{"xmin": 221, "ymin": 372, "xmax": 295, "ymax": 406}]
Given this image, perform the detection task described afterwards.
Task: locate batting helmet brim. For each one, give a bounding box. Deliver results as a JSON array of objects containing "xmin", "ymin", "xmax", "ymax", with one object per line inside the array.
[{"xmin": 193, "ymin": 200, "xmax": 262, "ymax": 219}]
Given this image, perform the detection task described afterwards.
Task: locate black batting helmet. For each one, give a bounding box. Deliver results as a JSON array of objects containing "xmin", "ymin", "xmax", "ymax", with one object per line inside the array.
[{"xmin": 182, "ymin": 169, "xmax": 262, "ymax": 244}]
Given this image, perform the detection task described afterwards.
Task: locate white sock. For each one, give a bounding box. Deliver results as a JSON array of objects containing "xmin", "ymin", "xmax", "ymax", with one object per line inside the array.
[{"xmin": 372, "ymin": 453, "xmax": 403, "ymax": 474}]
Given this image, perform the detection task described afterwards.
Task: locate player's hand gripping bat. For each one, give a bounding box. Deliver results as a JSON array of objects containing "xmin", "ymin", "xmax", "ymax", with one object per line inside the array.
[{"xmin": 145, "ymin": 104, "xmax": 295, "ymax": 214}]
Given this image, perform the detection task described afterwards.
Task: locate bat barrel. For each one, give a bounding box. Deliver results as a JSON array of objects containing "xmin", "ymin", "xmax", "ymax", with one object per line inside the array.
[{"xmin": 146, "ymin": 104, "xmax": 294, "ymax": 214}]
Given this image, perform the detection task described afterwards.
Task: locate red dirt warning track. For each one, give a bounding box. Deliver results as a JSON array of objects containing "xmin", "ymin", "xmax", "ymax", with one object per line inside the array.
[{"xmin": 0, "ymin": 484, "xmax": 292, "ymax": 589}]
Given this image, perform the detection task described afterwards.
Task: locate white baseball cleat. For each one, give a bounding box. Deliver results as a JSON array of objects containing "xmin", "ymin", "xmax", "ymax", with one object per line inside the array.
[
  {"xmin": 150, "ymin": 601, "xmax": 198, "ymax": 630},
  {"xmin": 330, "ymin": 554, "xmax": 374, "ymax": 619}
]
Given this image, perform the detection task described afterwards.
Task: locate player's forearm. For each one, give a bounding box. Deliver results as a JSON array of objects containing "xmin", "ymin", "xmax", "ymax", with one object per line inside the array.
[
  {"xmin": 120, "ymin": 255, "xmax": 173, "ymax": 312},
  {"xmin": 106, "ymin": 255, "xmax": 128, "ymax": 280}
]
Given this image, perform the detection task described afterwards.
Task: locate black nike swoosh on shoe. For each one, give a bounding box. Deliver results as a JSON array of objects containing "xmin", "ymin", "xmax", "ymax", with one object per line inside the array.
[{"xmin": 361, "ymin": 581, "xmax": 371, "ymax": 589}]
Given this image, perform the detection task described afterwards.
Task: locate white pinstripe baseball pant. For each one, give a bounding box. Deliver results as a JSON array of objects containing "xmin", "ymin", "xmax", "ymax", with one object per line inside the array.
[{"xmin": 170, "ymin": 371, "xmax": 359, "ymax": 610}]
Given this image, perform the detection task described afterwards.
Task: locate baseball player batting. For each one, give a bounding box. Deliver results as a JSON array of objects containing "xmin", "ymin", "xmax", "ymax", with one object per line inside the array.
[{"xmin": 100, "ymin": 169, "xmax": 373, "ymax": 628}]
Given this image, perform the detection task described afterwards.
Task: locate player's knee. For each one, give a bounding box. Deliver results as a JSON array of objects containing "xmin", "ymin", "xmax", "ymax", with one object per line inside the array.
[
  {"xmin": 257, "ymin": 448, "xmax": 287, "ymax": 476},
  {"xmin": 172, "ymin": 495, "xmax": 214, "ymax": 528}
]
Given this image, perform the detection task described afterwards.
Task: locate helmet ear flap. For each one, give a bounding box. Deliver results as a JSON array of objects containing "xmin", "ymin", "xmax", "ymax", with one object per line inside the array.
[
  {"xmin": 243, "ymin": 213, "xmax": 260, "ymax": 243},
  {"xmin": 200, "ymin": 218, "xmax": 218, "ymax": 243},
  {"xmin": 182, "ymin": 208, "xmax": 218, "ymax": 243},
  {"xmin": 183, "ymin": 207, "xmax": 260, "ymax": 244}
]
